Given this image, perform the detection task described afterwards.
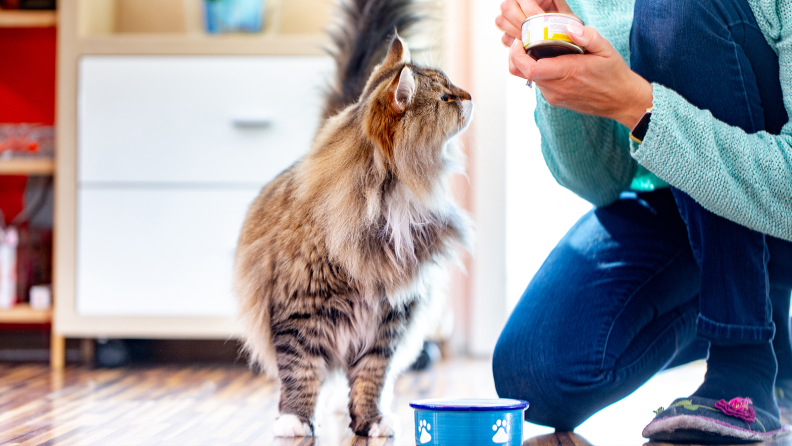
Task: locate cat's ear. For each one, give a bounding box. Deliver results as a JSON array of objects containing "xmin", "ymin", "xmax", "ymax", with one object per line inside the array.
[
  {"xmin": 383, "ymin": 33, "xmax": 411, "ymax": 67},
  {"xmin": 392, "ymin": 67, "xmax": 415, "ymax": 112}
]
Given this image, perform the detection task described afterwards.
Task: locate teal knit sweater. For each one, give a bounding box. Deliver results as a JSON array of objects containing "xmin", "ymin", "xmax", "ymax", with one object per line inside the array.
[{"xmin": 535, "ymin": 0, "xmax": 792, "ymax": 241}]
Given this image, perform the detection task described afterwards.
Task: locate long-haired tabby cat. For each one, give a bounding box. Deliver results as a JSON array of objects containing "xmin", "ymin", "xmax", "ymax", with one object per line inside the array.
[{"xmin": 234, "ymin": 0, "xmax": 473, "ymax": 438}]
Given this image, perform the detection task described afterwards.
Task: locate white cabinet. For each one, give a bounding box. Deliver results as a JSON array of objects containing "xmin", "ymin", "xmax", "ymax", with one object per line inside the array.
[
  {"xmin": 72, "ymin": 55, "xmax": 331, "ymax": 325},
  {"xmin": 76, "ymin": 187, "xmax": 260, "ymax": 317},
  {"xmin": 78, "ymin": 56, "xmax": 332, "ymax": 184}
]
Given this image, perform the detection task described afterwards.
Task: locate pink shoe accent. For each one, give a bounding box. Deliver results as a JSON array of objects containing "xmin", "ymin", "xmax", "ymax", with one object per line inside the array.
[{"xmin": 714, "ymin": 397, "xmax": 756, "ymax": 423}]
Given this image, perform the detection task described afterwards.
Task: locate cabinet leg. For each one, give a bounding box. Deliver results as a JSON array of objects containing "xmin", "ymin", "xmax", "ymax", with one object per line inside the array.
[
  {"xmin": 51, "ymin": 334, "xmax": 65, "ymax": 370},
  {"xmin": 80, "ymin": 338, "xmax": 95, "ymax": 366}
]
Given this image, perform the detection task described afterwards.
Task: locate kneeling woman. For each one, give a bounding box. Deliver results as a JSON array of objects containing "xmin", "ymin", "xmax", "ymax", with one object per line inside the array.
[{"xmin": 493, "ymin": 0, "xmax": 792, "ymax": 442}]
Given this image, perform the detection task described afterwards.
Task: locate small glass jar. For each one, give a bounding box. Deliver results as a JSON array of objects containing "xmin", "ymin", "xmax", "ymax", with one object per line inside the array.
[{"xmin": 204, "ymin": 0, "xmax": 265, "ymax": 34}]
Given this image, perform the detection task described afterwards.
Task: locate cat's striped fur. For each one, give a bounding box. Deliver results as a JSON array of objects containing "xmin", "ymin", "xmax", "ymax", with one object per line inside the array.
[{"xmin": 233, "ymin": 0, "xmax": 473, "ymax": 437}]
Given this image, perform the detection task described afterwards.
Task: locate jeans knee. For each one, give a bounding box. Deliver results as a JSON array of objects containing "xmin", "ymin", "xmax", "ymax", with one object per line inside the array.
[
  {"xmin": 494, "ymin": 361, "xmax": 601, "ymax": 430},
  {"xmin": 631, "ymin": 0, "xmax": 725, "ymax": 81},
  {"xmin": 492, "ymin": 331, "xmax": 603, "ymax": 431},
  {"xmin": 492, "ymin": 329, "xmax": 526, "ymax": 403},
  {"xmin": 632, "ymin": 0, "xmax": 689, "ymax": 72}
]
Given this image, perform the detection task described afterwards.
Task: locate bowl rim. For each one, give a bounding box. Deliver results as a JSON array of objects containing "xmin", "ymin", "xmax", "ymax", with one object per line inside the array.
[{"xmin": 409, "ymin": 398, "xmax": 529, "ymax": 411}]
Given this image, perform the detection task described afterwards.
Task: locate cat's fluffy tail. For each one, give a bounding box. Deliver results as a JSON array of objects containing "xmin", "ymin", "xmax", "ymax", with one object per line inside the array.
[{"xmin": 322, "ymin": 0, "xmax": 419, "ymax": 120}]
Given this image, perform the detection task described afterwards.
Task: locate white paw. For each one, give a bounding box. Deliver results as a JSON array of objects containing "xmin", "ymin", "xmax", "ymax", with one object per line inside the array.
[
  {"xmin": 418, "ymin": 419, "xmax": 432, "ymax": 443},
  {"xmin": 273, "ymin": 414, "xmax": 312, "ymax": 437},
  {"xmin": 492, "ymin": 418, "xmax": 510, "ymax": 443},
  {"xmin": 367, "ymin": 413, "xmax": 398, "ymax": 437}
]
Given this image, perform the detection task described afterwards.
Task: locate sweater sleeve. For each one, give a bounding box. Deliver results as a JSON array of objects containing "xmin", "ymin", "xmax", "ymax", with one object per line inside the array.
[
  {"xmin": 535, "ymin": 91, "xmax": 638, "ymax": 207},
  {"xmin": 631, "ymin": 84, "xmax": 792, "ymax": 241}
]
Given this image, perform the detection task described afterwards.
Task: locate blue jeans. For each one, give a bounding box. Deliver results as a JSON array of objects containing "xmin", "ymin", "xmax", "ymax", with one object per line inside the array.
[{"xmin": 493, "ymin": 0, "xmax": 792, "ymax": 430}]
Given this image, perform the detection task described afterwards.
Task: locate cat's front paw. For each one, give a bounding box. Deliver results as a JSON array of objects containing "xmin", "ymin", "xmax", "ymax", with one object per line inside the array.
[
  {"xmin": 273, "ymin": 414, "xmax": 312, "ymax": 437},
  {"xmin": 367, "ymin": 413, "xmax": 398, "ymax": 437}
]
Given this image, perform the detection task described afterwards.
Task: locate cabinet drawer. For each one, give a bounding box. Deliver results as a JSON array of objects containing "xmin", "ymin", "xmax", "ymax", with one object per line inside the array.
[
  {"xmin": 76, "ymin": 186, "xmax": 261, "ymax": 317},
  {"xmin": 78, "ymin": 56, "xmax": 333, "ymax": 184}
]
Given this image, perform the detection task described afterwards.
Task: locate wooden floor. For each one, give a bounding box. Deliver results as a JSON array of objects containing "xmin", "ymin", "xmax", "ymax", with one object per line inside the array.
[{"xmin": 1, "ymin": 359, "xmax": 791, "ymax": 446}]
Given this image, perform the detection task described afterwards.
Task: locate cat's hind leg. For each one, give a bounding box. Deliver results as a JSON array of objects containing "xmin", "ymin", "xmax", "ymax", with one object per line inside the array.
[
  {"xmin": 347, "ymin": 351, "xmax": 397, "ymax": 437},
  {"xmin": 272, "ymin": 327, "xmax": 328, "ymax": 437},
  {"xmin": 346, "ymin": 302, "xmax": 412, "ymax": 437}
]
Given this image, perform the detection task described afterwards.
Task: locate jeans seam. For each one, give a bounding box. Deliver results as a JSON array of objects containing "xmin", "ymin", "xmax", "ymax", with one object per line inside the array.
[
  {"xmin": 731, "ymin": 39, "xmax": 758, "ymax": 133},
  {"xmin": 724, "ymin": 20, "xmax": 762, "ymax": 34},
  {"xmin": 697, "ymin": 314, "xmax": 775, "ymax": 342},
  {"xmin": 599, "ymin": 246, "xmax": 690, "ymax": 372},
  {"xmin": 616, "ymin": 303, "xmax": 697, "ymax": 380},
  {"xmin": 762, "ymin": 241, "xmax": 770, "ymax": 326},
  {"xmin": 697, "ymin": 315, "xmax": 774, "ymax": 331}
]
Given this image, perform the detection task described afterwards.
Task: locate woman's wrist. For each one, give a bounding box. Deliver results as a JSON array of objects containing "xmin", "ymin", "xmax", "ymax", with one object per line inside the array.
[{"xmin": 613, "ymin": 75, "xmax": 654, "ymax": 129}]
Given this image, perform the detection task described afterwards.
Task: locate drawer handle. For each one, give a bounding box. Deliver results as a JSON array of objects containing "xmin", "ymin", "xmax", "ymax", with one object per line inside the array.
[{"xmin": 232, "ymin": 112, "xmax": 274, "ymax": 128}]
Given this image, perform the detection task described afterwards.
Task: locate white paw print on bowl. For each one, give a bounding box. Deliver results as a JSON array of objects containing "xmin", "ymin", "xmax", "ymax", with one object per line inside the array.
[
  {"xmin": 418, "ymin": 419, "xmax": 432, "ymax": 443},
  {"xmin": 492, "ymin": 419, "xmax": 509, "ymax": 443}
]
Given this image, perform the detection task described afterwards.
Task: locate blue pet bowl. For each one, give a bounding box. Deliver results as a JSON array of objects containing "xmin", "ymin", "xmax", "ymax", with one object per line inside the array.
[{"xmin": 410, "ymin": 398, "xmax": 529, "ymax": 446}]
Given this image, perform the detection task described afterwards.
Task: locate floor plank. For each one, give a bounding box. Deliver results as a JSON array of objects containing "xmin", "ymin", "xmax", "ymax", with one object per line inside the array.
[{"xmin": 1, "ymin": 359, "xmax": 791, "ymax": 445}]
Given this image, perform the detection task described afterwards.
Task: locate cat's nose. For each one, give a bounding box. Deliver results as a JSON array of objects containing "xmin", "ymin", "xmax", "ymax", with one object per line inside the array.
[{"xmin": 461, "ymin": 99, "xmax": 474, "ymax": 121}]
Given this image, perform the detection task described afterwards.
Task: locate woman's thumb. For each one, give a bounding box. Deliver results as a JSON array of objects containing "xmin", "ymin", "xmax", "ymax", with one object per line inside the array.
[{"xmin": 566, "ymin": 24, "xmax": 610, "ymax": 55}]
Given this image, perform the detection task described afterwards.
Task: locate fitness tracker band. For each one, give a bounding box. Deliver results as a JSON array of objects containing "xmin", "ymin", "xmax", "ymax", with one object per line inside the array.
[{"xmin": 630, "ymin": 108, "xmax": 652, "ymax": 144}]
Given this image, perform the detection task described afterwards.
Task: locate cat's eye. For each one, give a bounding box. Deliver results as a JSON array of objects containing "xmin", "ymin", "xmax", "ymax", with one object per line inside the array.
[{"xmin": 440, "ymin": 93, "xmax": 456, "ymax": 102}]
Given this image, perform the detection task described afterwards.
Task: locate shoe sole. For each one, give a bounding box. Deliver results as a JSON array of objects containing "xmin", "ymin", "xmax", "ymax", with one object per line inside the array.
[{"xmin": 643, "ymin": 414, "xmax": 792, "ymax": 444}]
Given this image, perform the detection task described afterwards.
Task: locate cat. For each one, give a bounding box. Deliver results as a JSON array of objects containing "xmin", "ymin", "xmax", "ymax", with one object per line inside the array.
[{"xmin": 233, "ymin": 0, "xmax": 473, "ymax": 438}]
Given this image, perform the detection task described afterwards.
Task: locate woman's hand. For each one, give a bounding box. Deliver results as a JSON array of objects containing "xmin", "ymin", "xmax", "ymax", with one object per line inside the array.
[
  {"xmin": 508, "ymin": 23, "xmax": 654, "ymax": 129},
  {"xmin": 496, "ymin": 0, "xmax": 575, "ymax": 47}
]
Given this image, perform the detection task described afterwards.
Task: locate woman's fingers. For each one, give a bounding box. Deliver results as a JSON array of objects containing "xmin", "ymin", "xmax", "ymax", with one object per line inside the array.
[
  {"xmin": 495, "ymin": 14, "xmax": 522, "ymax": 42},
  {"xmin": 508, "ymin": 48, "xmax": 524, "ymax": 78},
  {"xmin": 531, "ymin": 57, "xmax": 576, "ymax": 82},
  {"xmin": 565, "ymin": 24, "xmax": 612, "ymax": 56},
  {"xmin": 515, "ymin": 0, "xmax": 545, "ymax": 17},
  {"xmin": 500, "ymin": 0, "xmax": 530, "ymax": 29},
  {"xmin": 502, "ymin": 33, "xmax": 516, "ymax": 48},
  {"xmin": 550, "ymin": 0, "xmax": 575, "ymax": 14},
  {"xmin": 509, "ymin": 38, "xmax": 536, "ymax": 80}
]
